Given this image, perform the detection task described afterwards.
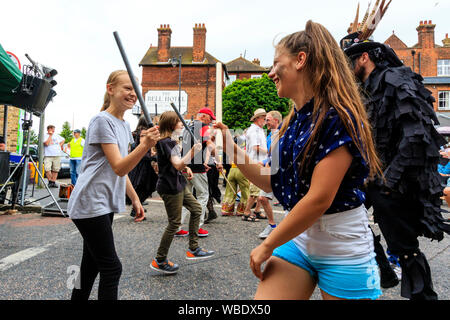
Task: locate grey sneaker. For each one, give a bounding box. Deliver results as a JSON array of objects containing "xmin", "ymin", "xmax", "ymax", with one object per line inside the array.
[
  {"xmin": 186, "ymin": 247, "xmax": 215, "ymax": 260},
  {"xmin": 259, "ymin": 224, "xmax": 274, "ymax": 239},
  {"xmin": 150, "ymin": 259, "xmax": 179, "ymax": 274}
]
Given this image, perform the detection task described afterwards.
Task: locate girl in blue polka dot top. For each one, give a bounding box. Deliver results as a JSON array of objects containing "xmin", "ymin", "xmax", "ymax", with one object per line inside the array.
[{"xmin": 215, "ymin": 21, "xmax": 384, "ymax": 300}]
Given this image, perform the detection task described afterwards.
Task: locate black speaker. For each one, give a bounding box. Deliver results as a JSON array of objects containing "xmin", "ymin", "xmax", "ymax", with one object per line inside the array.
[
  {"xmin": 12, "ymin": 76, "xmax": 53, "ymax": 116},
  {"xmin": 0, "ymin": 151, "xmax": 9, "ymax": 184}
]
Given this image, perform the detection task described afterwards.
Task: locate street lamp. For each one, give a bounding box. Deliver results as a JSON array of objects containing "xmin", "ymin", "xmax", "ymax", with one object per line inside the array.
[{"xmin": 170, "ymin": 54, "xmax": 182, "ymax": 112}]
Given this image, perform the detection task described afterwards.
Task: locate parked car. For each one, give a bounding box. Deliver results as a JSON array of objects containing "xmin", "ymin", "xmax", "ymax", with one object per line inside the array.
[
  {"xmin": 23, "ymin": 144, "xmax": 71, "ymax": 179},
  {"xmin": 58, "ymin": 150, "xmax": 71, "ymax": 179}
]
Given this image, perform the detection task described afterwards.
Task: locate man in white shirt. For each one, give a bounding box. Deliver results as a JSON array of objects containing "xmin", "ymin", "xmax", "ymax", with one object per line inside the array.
[
  {"xmin": 258, "ymin": 110, "xmax": 282, "ymax": 238},
  {"xmin": 43, "ymin": 125, "xmax": 65, "ymax": 188},
  {"xmin": 242, "ymin": 108, "xmax": 267, "ymax": 222}
]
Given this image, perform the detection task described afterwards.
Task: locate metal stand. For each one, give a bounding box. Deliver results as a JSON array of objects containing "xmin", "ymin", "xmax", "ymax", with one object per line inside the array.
[{"xmin": 0, "ymin": 112, "xmax": 65, "ymax": 216}]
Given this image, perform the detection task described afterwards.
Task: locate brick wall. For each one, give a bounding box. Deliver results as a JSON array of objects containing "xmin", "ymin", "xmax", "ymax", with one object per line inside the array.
[
  {"xmin": 142, "ymin": 65, "xmax": 219, "ymax": 119},
  {"xmin": 393, "ymin": 47, "xmax": 438, "ymax": 77},
  {"xmin": 0, "ymin": 105, "xmax": 21, "ymax": 153}
]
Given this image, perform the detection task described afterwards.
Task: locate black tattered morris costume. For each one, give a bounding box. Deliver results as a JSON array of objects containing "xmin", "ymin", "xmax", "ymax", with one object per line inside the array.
[{"xmin": 362, "ymin": 63, "xmax": 450, "ymax": 300}]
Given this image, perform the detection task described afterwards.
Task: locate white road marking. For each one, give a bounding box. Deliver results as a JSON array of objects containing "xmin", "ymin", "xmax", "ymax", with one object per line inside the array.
[
  {"xmin": 0, "ymin": 247, "xmax": 49, "ymax": 272},
  {"xmin": 0, "ymin": 215, "xmax": 125, "ymax": 273}
]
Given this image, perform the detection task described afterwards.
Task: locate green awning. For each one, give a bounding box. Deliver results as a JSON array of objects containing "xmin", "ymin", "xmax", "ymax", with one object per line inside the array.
[{"xmin": 0, "ymin": 43, "xmax": 22, "ymax": 105}]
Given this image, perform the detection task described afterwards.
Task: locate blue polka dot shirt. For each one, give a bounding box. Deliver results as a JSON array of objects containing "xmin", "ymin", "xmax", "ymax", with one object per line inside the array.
[{"xmin": 270, "ymin": 99, "xmax": 368, "ymax": 214}]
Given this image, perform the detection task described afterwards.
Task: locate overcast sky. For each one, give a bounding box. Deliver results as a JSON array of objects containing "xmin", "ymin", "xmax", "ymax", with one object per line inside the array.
[{"xmin": 2, "ymin": 0, "xmax": 449, "ymax": 133}]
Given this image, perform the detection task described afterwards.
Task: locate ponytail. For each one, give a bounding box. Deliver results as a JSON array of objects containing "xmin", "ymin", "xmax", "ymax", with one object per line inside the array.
[
  {"xmin": 101, "ymin": 92, "xmax": 110, "ymax": 111},
  {"xmin": 100, "ymin": 70, "xmax": 128, "ymax": 112}
]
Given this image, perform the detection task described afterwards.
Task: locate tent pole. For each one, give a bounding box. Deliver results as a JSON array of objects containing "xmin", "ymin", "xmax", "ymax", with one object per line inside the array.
[
  {"xmin": 2, "ymin": 105, "xmax": 7, "ymax": 146},
  {"xmin": 37, "ymin": 112, "xmax": 45, "ymax": 187}
]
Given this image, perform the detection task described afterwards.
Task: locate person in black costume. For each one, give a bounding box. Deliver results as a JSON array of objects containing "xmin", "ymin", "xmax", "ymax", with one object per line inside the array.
[
  {"xmin": 340, "ymin": 30, "xmax": 450, "ymax": 300},
  {"xmin": 126, "ymin": 116, "xmax": 158, "ymax": 222}
]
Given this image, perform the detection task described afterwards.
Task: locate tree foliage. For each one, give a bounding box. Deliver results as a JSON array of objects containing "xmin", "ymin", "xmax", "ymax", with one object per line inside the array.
[
  {"xmin": 59, "ymin": 121, "xmax": 73, "ymax": 142},
  {"xmin": 22, "ymin": 129, "xmax": 39, "ymax": 145},
  {"xmin": 222, "ymin": 74, "xmax": 291, "ymax": 130},
  {"xmin": 81, "ymin": 127, "xmax": 87, "ymax": 139}
]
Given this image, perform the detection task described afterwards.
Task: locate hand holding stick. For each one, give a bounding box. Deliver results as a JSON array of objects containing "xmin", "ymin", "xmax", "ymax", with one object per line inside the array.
[{"xmin": 167, "ymin": 106, "xmax": 238, "ymax": 197}]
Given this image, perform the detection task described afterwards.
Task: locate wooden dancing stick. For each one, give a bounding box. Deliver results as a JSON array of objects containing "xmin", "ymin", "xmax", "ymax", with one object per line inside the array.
[
  {"xmin": 170, "ymin": 102, "xmax": 199, "ymax": 144},
  {"xmin": 113, "ymin": 31, "xmax": 153, "ymax": 127},
  {"xmin": 219, "ymin": 168, "xmax": 237, "ymax": 197}
]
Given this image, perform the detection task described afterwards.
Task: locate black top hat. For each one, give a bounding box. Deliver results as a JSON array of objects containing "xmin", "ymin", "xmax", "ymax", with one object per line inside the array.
[
  {"xmin": 340, "ymin": 32, "xmax": 385, "ymax": 57},
  {"xmin": 340, "ymin": 32, "xmax": 403, "ymax": 67}
]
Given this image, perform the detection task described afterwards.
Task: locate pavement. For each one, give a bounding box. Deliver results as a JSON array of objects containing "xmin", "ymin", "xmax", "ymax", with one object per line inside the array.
[{"xmin": 0, "ymin": 178, "xmax": 449, "ymax": 301}]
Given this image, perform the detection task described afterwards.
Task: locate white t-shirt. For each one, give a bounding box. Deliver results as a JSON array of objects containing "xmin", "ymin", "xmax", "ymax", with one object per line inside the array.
[
  {"xmin": 67, "ymin": 111, "xmax": 133, "ymax": 219},
  {"xmin": 43, "ymin": 133, "xmax": 64, "ymax": 156},
  {"xmin": 245, "ymin": 123, "xmax": 267, "ymax": 162}
]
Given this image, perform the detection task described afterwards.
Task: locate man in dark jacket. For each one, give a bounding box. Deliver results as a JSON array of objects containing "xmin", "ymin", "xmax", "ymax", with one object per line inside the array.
[{"xmin": 341, "ymin": 32, "xmax": 450, "ymax": 300}]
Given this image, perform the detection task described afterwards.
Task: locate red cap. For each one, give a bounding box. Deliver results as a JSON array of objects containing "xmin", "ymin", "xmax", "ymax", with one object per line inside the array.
[{"xmin": 198, "ymin": 107, "xmax": 216, "ymax": 120}]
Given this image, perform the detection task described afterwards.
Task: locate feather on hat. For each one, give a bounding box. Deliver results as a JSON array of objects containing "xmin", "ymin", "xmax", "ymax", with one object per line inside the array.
[
  {"xmin": 340, "ymin": 0, "xmax": 392, "ymax": 50},
  {"xmin": 339, "ymin": 0, "xmax": 402, "ymax": 68}
]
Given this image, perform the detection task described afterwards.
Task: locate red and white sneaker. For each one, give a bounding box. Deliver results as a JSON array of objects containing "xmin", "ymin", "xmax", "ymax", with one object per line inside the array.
[
  {"xmin": 197, "ymin": 228, "xmax": 209, "ymax": 237},
  {"xmin": 175, "ymin": 229, "xmax": 189, "ymax": 237}
]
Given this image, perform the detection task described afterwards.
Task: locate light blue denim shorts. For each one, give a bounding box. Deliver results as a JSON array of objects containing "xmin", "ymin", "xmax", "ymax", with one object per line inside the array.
[{"xmin": 273, "ymin": 206, "xmax": 382, "ymax": 300}]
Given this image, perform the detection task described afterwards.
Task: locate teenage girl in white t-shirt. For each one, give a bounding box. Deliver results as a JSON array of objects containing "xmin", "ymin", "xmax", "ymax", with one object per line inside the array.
[{"xmin": 68, "ymin": 70, "xmax": 159, "ymax": 300}]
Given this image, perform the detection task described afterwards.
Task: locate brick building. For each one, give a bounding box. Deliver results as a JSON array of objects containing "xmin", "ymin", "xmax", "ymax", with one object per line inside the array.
[
  {"xmin": 225, "ymin": 56, "xmax": 269, "ymax": 85},
  {"xmin": 384, "ymin": 20, "xmax": 450, "ymax": 113},
  {"xmin": 0, "ymin": 105, "xmax": 21, "ymax": 153},
  {"xmin": 139, "ymin": 24, "xmax": 226, "ymax": 120}
]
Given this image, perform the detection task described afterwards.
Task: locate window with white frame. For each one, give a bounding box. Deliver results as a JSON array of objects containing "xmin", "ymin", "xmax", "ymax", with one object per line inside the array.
[
  {"xmin": 251, "ymin": 74, "xmax": 262, "ymax": 79},
  {"xmin": 438, "ymin": 60, "xmax": 450, "ymax": 76},
  {"xmin": 226, "ymin": 74, "xmax": 237, "ymax": 86},
  {"xmin": 439, "ymin": 91, "xmax": 450, "ymax": 110}
]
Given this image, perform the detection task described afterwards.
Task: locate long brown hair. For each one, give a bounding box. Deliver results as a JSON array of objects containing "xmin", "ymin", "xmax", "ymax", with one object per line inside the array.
[
  {"xmin": 277, "ymin": 20, "xmax": 382, "ymax": 179},
  {"xmin": 100, "ymin": 70, "xmax": 128, "ymax": 111},
  {"xmin": 158, "ymin": 111, "xmax": 181, "ymax": 139}
]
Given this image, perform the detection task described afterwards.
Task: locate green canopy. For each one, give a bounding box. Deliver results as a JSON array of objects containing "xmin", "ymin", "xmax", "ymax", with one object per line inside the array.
[{"xmin": 0, "ymin": 43, "xmax": 22, "ymax": 105}]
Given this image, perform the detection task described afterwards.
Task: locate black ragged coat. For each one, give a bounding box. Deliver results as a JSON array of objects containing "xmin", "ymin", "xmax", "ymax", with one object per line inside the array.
[{"xmin": 363, "ymin": 65, "xmax": 450, "ymax": 241}]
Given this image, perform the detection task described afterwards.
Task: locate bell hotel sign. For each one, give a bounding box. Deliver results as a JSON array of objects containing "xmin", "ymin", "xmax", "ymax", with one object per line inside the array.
[{"xmin": 145, "ymin": 90, "xmax": 188, "ymax": 115}]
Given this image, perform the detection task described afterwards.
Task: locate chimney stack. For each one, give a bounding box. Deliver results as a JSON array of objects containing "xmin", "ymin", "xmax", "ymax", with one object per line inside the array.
[
  {"xmin": 252, "ymin": 58, "xmax": 260, "ymax": 65},
  {"xmin": 417, "ymin": 20, "xmax": 436, "ymax": 49},
  {"xmin": 193, "ymin": 23, "xmax": 206, "ymax": 62},
  {"xmin": 157, "ymin": 24, "xmax": 172, "ymax": 62}
]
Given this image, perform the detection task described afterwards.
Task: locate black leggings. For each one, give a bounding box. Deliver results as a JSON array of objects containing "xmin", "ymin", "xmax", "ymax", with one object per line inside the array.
[{"xmin": 71, "ymin": 213, "xmax": 122, "ymax": 300}]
